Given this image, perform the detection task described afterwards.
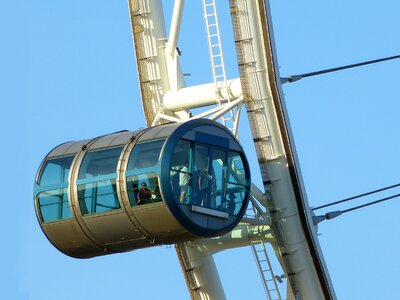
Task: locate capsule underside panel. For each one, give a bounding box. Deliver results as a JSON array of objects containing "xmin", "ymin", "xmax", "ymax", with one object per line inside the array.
[
  {"xmin": 34, "ymin": 120, "xmax": 251, "ymax": 258},
  {"xmin": 132, "ymin": 204, "xmax": 190, "ymax": 241},
  {"xmin": 41, "ymin": 220, "xmax": 104, "ymax": 259},
  {"xmin": 82, "ymin": 211, "xmax": 142, "ymax": 246}
]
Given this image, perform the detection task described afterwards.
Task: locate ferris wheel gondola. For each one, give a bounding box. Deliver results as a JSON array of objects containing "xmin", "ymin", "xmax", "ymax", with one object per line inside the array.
[{"xmin": 34, "ymin": 0, "xmax": 337, "ymax": 299}]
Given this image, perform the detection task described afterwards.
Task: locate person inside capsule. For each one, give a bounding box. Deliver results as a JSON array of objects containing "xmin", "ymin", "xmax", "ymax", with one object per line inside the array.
[
  {"xmin": 137, "ymin": 182, "xmax": 151, "ymax": 205},
  {"xmin": 179, "ymin": 159, "xmax": 189, "ymax": 204}
]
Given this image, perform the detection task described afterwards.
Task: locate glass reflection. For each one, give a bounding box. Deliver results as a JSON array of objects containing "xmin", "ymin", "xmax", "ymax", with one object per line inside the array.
[
  {"xmin": 126, "ymin": 140, "xmax": 165, "ymax": 206},
  {"xmin": 37, "ymin": 156, "xmax": 74, "ymax": 222},
  {"xmin": 77, "ymin": 147, "xmax": 122, "ymax": 215},
  {"xmin": 170, "ymin": 140, "xmax": 192, "ymax": 204},
  {"xmin": 170, "ymin": 140, "xmax": 248, "ymax": 216}
]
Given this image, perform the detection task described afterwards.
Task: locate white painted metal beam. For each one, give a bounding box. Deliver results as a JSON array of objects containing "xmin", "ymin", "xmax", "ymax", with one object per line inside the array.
[
  {"xmin": 163, "ymin": 78, "xmax": 242, "ymax": 111},
  {"xmin": 229, "ymin": 0, "xmax": 336, "ymax": 298},
  {"xmin": 166, "ymin": 0, "xmax": 185, "ymax": 56}
]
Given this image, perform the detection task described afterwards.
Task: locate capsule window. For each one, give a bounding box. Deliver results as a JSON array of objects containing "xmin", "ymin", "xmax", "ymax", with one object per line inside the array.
[
  {"xmin": 127, "ymin": 173, "xmax": 162, "ymax": 206},
  {"xmin": 209, "ymin": 149, "xmax": 227, "ymax": 210},
  {"xmin": 225, "ymin": 151, "xmax": 248, "ymax": 215},
  {"xmin": 192, "ymin": 144, "xmax": 209, "ymax": 206},
  {"xmin": 77, "ymin": 147, "xmax": 123, "ymax": 214},
  {"xmin": 170, "ymin": 141, "xmax": 248, "ymax": 216},
  {"xmin": 170, "ymin": 140, "xmax": 192, "ymax": 204},
  {"xmin": 126, "ymin": 140, "xmax": 165, "ymax": 206},
  {"xmin": 36, "ymin": 156, "xmax": 74, "ymax": 222}
]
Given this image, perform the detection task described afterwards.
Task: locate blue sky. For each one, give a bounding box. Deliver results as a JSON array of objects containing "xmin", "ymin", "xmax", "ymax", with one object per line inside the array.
[{"xmin": 3, "ymin": 1, "xmax": 400, "ymax": 299}]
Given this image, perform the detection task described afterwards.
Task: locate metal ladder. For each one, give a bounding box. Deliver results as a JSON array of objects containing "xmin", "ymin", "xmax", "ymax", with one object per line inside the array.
[
  {"xmin": 251, "ymin": 240, "xmax": 282, "ymax": 300},
  {"xmin": 202, "ymin": 0, "xmax": 236, "ymax": 133},
  {"xmin": 246, "ymin": 195, "xmax": 282, "ymax": 300}
]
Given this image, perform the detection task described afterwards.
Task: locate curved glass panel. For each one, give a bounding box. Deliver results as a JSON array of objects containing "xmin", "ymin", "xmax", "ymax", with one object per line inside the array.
[
  {"xmin": 39, "ymin": 156, "xmax": 74, "ymax": 186},
  {"xmin": 126, "ymin": 140, "xmax": 164, "ymax": 206},
  {"xmin": 126, "ymin": 173, "xmax": 161, "ymax": 206},
  {"xmin": 127, "ymin": 140, "xmax": 165, "ymax": 171},
  {"xmin": 170, "ymin": 140, "xmax": 192, "ymax": 204},
  {"xmin": 225, "ymin": 151, "xmax": 248, "ymax": 216},
  {"xmin": 209, "ymin": 149, "xmax": 226, "ymax": 210},
  {"xmin": 192, "ymin": 144, "xmax": 209, "ymax": 206},
  {"xmin": 170, "ymin": 140, "xmax": 249, "ymax": 216},
  {"xmin": 77, "ymin": 147, "xmax": 122, "ymax": 215},
  {"xmin": 38, "ymin": 189, "xmax": 71, "ymax": 222},
  {"xmin": 36, "ymin": 156, "xmax": 74, "ymax": 222}
]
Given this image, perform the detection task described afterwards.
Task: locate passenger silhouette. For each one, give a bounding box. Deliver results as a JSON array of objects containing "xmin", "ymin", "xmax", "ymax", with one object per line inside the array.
[
  {"xmin": 226, "ymin": 193, "xmax": 237, "ymax": 215},
  {"xmin": 179, "ymin": 161, "xmax": 189, "ymax": 203},
  {"xmin": 137, "ymin": 182, "xmax": 151, "ymax": 205}
]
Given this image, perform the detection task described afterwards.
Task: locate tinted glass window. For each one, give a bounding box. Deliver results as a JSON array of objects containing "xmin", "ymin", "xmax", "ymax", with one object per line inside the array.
[
  {"xmin": 78, "ymin": 180, "xmax": 119, "ymax": 214},
  {"xmin": 169, "ymin": 140, "xmax": 248, "ymax": 216},
  {"xmin": 39, "ymin": 156, "xmax": 74, "ymax": 185},
  {"xmin": 227, "ymin": 152, "xmax": 247, "ymax": 186},
  {"xmin": 127, "ymin": 140, "xmax": 165, "ymax": 170},
  {"xmin": 210, "ymin": 149, "xmax": 226, "ymax": 210},
  {"xmin": 225, "ymin": 152, "xmax": 248, "ymax": 215},
  {"xmin": 78, "ymin": 147, "xmax": 122, "ymax": 179},
  {"xmin": 38, "ymin": 189, "xmax": 71, "ymax": 222},
  {"xmin": 192, "ymin": 144, "xmax": 209, "ymax": 206},
  {"xmin": 170, "ymin": 140, "xmax": 192, "ymax": 204},
  {"xmin": 37, "ymin": 156, "xmax": 74, "ymax": 222},
  {"xmin": 126, "ymin": 140, "xmax": 164, "ymax": 206},
  {"xmin": 77, "ymin": 147, "xmax": 122, "ymax": 215},
  {"xmin": 126, "ymin": 173, "xmax": 162, "ymax": 206}
]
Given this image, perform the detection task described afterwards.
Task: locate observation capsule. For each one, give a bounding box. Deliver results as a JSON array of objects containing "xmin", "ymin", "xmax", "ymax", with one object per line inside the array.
[{"xmin": 34, "ymin": 119, "xmax": 251, "ymax": 258}]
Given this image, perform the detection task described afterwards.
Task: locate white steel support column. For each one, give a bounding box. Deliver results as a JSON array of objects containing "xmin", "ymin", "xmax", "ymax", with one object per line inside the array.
[
  {"xmin": 176, "ymin": 224, "xmax": 275, "ymax": 300},
  {"xmin": 166, "ymin": 0, "xmax": 184, "ymax": 56},
  {"xmin": 165, "ymin": 0, "xmax": 186, "ymax": 93},
  {"xmin": 129, "ymin": 0, "xmax": 187, "ymax": 124},
  {"xmin": 229, "ymin": 0, "xmax": 336, "ymax": 298},
  {"xmin": 176, "ymin": 243, "xmax": 226, "ymax": 300},
  {"xmin": 128, "ymin": 0, "xmax": 170, "ymax": 125}
]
